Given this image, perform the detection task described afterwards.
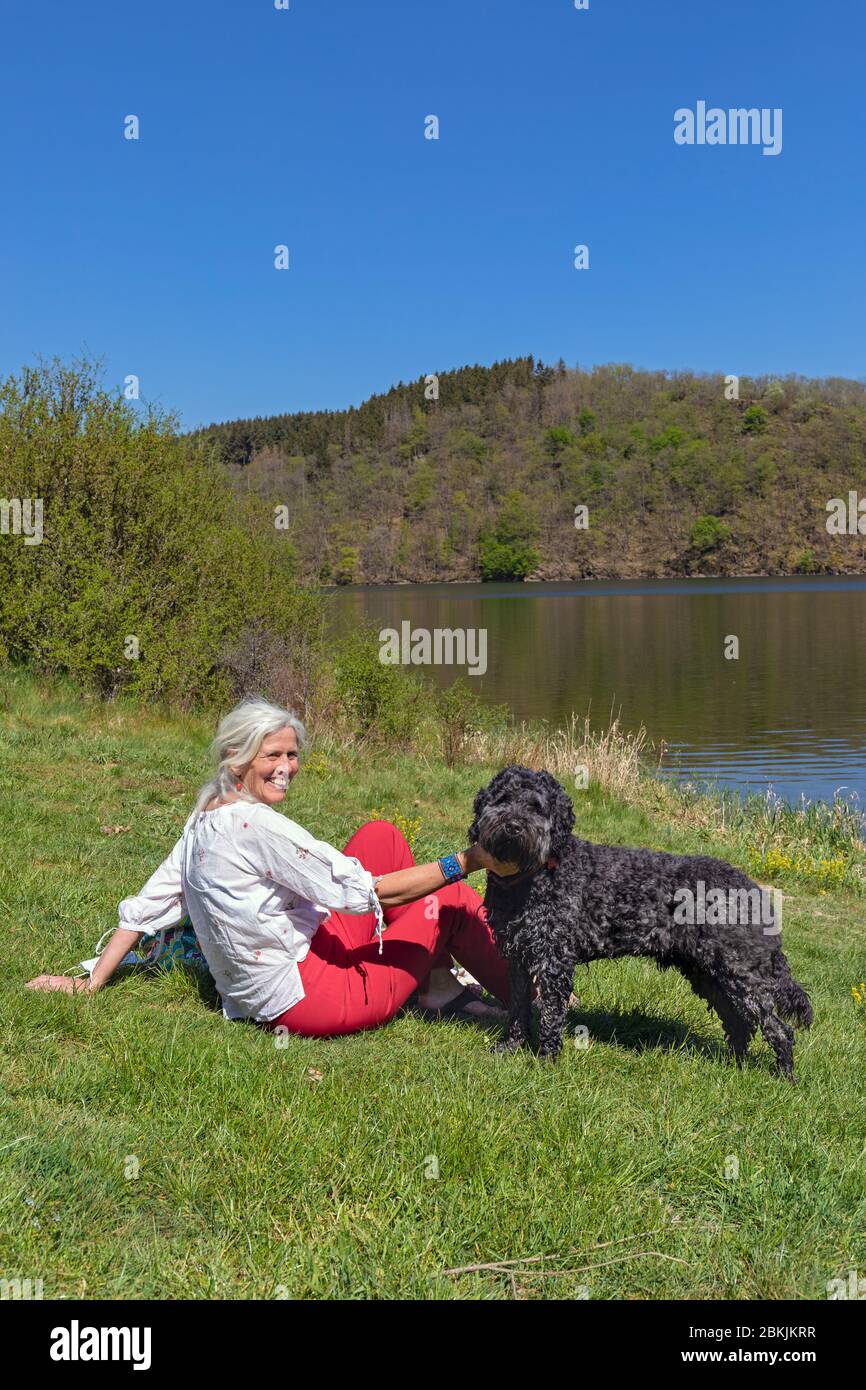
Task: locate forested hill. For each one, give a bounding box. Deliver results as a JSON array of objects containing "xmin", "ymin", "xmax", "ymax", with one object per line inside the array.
[{"xmin": 188, "ymin": 358, "xmax": 866, "ymax": 584}]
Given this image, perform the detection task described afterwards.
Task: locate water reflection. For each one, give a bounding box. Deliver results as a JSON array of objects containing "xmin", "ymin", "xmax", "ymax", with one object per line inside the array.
[{"xmin": 328, "ymin": 577, "xmax": 866, "ymax": 807}]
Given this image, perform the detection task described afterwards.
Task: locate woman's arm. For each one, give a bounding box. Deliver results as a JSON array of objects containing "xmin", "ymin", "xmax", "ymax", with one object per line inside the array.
[
  {"xmin": 374, "ymin": 844, "xmax": 516, "ymax": 908},
  {"xmin": 26, "ymin": 830, "xmax": 187, "ymax": 995},
  {"xmin": 27, "ymin": 927, "xmax": 145, "ymax": 995},
  {"xmin": 253, "ymin": 807, "xmax": 518, "ymax": 914}
]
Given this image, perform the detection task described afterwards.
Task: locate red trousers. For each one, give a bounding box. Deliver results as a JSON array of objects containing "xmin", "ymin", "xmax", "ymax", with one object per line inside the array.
[{"xmin": 265, "ymin": 820, "xmax": 511, "ymax": 1038}]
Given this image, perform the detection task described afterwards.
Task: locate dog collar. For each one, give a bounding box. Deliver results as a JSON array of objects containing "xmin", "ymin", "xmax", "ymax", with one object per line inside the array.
[{"xmin": 487, "ymin": 856, "xmax": 558, "ymax": 890}]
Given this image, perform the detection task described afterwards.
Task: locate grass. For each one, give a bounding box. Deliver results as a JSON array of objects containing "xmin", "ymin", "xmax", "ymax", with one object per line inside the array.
[{"xmin": 1, "ymin": 669, "xmax": 865, "ymax": 1300}]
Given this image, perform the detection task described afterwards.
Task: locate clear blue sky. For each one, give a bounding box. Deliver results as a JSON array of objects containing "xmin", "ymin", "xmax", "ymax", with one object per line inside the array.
[{"xmin": 1, "ymin": 0, "xmax": 863, "ymax": 430}]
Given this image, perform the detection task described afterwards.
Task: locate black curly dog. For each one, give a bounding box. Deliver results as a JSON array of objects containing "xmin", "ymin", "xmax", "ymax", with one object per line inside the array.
[{"xmin": 470, "ymin": 766, "xmax": 813, "ymax": 1080}]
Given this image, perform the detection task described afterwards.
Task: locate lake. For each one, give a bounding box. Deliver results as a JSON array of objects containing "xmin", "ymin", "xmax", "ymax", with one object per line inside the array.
[{"xmin": 328, "ymin": 577, "xmax": 866, "ymax": 810}]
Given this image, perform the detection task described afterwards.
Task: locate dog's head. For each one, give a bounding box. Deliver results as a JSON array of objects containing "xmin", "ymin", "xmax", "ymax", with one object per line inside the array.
[{"xmin": 468, "ymin": 765, "xmax": 575, "ymax": 871}]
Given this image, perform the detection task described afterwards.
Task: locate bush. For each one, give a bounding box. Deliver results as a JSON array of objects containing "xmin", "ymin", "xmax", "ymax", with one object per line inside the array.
[
  {"xmin": 434, "ymin": 680, "xmax": 482, "ymax": 768},
  {"xmin": 794, "ymin": 548, "xmax": 818, "ymax": 575},
  {"xmin": 478, "ymin": 537, "xmax": 540, "ymax": 581},
  {"xmin": 218, "ymin": 604, "xmax": 324, "ymax": 719},
  {"xmin": 478, "ymin": 491, "xmax": 541, "ymax": 581},
  {"xmin": 434, "ymin": 679, "xmax": 509, "ymax": 768},
  {"xmin": 332, "ymin": 628, "xmax": 421, "ymax": 742},
  {"xmin": 0, "ymin": 357, "xmax": 322, "ymax": 707},
  {"xmin": 333, "ymin": 546, "xmax": 360, "ymax": 585},
  {"xmin": 689, "ymin": 514, "xmax": 731, "ymax": 553},
  {"xmin": 742, "ymin": 405, "xmax": 769, "ymax": 434},
  {"xmin": 543, "ymin": 425, "xmax": 578, "ymax": 457}
]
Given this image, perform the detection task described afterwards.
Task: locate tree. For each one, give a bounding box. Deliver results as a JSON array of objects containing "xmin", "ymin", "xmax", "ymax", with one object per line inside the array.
[
  {"xmin": 690, "ymin": 514, "xmax": 731, "ymax": 553},
  {"xmin": 0, "ymin": 357, "xmax": 322, "ymax": 706},
  {"xmin": 742, "ymin": 405, "xmax": 769, "ymax": 434},
  {"xmin": 543, "ymin": 425, "xmax": 578, "ymax": 457},
  {"xmin": 478, "ymin": 491, "xmax": 541, "ymax": 580}
]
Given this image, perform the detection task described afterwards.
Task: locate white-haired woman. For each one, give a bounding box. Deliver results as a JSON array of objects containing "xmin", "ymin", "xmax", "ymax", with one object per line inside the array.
[{"xmin": 27, "ymin": 697, "xmax": 516, "ymax": 1033}]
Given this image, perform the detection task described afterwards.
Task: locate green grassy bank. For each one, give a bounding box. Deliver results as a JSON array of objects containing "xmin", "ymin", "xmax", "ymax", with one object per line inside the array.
[{"xmin": 1, "ymin": 672, "xmax": 864, "ymax": 1300}]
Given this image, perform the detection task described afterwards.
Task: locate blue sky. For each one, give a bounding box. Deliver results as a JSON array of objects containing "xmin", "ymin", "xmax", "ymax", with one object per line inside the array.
[{"xmin": 1, "ymin": 0, "xmax": 863, "ymax": 429}]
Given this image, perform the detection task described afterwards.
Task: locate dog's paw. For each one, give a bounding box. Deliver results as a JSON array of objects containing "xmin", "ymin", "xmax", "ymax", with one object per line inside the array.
[{"xmin": 492, "ymin": 1037, "xmax": 525, "ymax": 1055}]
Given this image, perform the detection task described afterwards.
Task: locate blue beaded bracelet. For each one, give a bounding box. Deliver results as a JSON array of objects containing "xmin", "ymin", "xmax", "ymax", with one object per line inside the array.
[{"xmin": 438, "ymin": 853, "xmax": 465, "ymax": 884}]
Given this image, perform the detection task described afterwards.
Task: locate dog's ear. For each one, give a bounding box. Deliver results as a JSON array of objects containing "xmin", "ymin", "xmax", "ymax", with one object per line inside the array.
[
  {"xmin": 468, "ymin": 766, "xmax": 514, "ymax": 842},
  {"xmin": 541, "ymin": 771, "xmax": 575, "ymax": 855},
  {"xmin": 468, "ymin": 780, "xmax": 492, "ymax": 843}
]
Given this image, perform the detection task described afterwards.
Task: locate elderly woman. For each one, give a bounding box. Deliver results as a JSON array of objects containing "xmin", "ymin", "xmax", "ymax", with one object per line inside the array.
[{"xmin": 27, "ymin": 698, "xmax": 516, "ymax": 1034}]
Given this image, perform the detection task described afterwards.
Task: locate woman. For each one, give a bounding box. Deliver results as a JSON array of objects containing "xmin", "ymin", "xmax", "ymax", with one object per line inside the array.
[{"xmin": 27, "ymin": 698, "xmax": 517, "ymax": 1034}]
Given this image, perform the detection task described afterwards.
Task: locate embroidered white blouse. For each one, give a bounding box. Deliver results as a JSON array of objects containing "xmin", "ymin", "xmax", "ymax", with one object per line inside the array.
[{"xmin": 116, "ymin": 802, "xmax": 382, "ymax": 1022}]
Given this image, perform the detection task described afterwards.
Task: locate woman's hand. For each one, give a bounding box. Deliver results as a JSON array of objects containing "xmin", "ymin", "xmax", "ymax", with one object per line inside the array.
[
  {"xmin": 26, "ymin": 975, "xmax": 90, "ymax": 994},
  {"xmin": 375, "ymin": 847, "xmax": 521, "ymax": 909},
  {"xmin": 463, "ymin": 845, "xmax": 520, "ymax": 877},
  {"xmin": 25, "ymin": 928, "xmax": 145, "ymax": 997}
]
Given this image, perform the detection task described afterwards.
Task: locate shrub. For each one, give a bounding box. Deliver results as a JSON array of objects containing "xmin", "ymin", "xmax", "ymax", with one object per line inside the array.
[
  {"xmin": 434, "ymin": 680, "xmax": 482, "ymax": 768},
  {"xmin": 0, "ymin": 357, "xmax": 322, "ymax": 707},
  {"xmin": 742, "ymin": 405, "xmax": 769, "ymax": 434},
  {"xmin": 478, "ymin": 491, "xmax": 541, "ymax": 581},
  {"xmin": 218, "ymin": 603, "xmax": 324, "ymax": 719},
  {"xmin": 434, "ymin": 679, "xmax": 509, "ymax": 768},
  {"xmin": 332, "ymin": 628, "xmax": 421, "ymax": 742},
  {"xmin": 689, "ymin": 514, "xmax": 731, "ymax": 553},
  {"xmin": 794, "ymin": 548, "xmax": 818, "ymax": 575},
  {"xmin": 649, "ymin": 425, "xmax": 687, "ymax": 454},
  {"xmin": 454, "ymin": 430, "xmax": 487, "ymax": 462},
  {"xmin": 333, "ymin": 546, "xmax": 361, "ymax": 585},
  {"xmin": 478, "ymin": 537, "xmax": 539, "ymax": 581},
  {"xmin": 543, "ymin": 425, "xmax": 578, "ymax": 457}
]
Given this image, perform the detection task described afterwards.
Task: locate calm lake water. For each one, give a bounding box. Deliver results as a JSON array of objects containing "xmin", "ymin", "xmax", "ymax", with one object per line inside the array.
[{"xmin": 328, "ymin": 577, "xmax": 866, "ymax": 810}]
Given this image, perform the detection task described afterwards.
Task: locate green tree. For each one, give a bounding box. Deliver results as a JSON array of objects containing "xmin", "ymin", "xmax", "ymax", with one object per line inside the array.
[
  {"xmin": 0, "ymin": 357, "xmax": 322, "ymax": 707},
  {"xmin": 578, "ymin": 408, "xmax": 597, "ymax": 436},
  {"xmin": 689, "ymin": 514, "xmax": 731, "ymax": 553},
  {"xmin": 742, "ymin": 405, "xmax": 769, "ymax": 434},
  {"xmin": 478, "ymin": 492, "xmax": 540, "ymax": 581},
  {"xmin": 543, "ymin": 425, "xmax": 578, "ymax": 457},
  {"xmin": 406, "ymin": 459, "xmax": 435, "ymax": 513}
]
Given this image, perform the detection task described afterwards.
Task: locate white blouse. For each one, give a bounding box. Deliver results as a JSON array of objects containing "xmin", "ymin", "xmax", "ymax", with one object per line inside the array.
[{"xmin": 116, "ymin": 801, "xmax": 382, "ymax": 1023}]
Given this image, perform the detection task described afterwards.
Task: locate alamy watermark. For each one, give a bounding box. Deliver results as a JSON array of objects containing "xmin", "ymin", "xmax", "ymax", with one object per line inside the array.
[
  {"xmin": 0, "ymin": 497, "xmax": 43, "ymax": 545},
  {"xmin": 673, "ymin": 880, "xmax": 782, "ymax": 935},
  {"xmin": 379, "ymin": 622, "xmax": 487, "ymax": 677},
  {"xmin": 827, "ymin": 1268, "xmax": 866, "ymax": 1299},
  {"xmin": 826, "ymin": 491, "xmax": 866, "ymax": 534},
  {"xmin": 50, "ymin": 1321, "xmax": 152, "ymax": 1369},
  {"xmin": 674, "ymin": 102, "xmax": 782, "ymax": 157},
  {"xmin": 1, "ymin": 1277, "xmax": 43, "ymax": 1300}
]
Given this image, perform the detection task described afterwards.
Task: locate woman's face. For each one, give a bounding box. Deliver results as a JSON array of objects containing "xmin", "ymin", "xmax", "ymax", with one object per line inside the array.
[{"xmin": 235, "ymin": 726, "xmax": 300, "ymax": 806}]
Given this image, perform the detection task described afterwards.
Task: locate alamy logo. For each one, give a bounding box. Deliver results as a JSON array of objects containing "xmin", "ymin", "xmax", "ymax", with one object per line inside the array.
[
  {"xmin": 50, "ymin": 1320, "xmax": 152, "ymax": 1370},
  {"xmin": 672, "ymin": 880, "xmax": 781, "ymax": 935},
  {"xmin": 674, "ymin": 102, "xmax": 782, "ymax": 156},
  {"xmin": 0, "ymin": 497, "xmax": 43, "ymax": 545},
  {"xmin": 379, "ymin": 621, "xmax": 487, "ymax": 676},
  {"xmin": 0, "ymin": 1277, "xmax": 43, "ymax": 1299},
  {"xmin": 826, "ymin": 492, "xmax": 866, "ymax": 534},
  {"xmin": 827, "ymin": 1269, "xmax": 866, "ymax": 1299}
]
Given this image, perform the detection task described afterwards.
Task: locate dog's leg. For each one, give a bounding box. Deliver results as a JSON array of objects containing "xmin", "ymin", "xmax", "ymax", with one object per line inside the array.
[
  {"xmin": 718, "ymin": 1003, "xmax": 756, "ymax": 1068},
  {"xmin": 680, "ymin": 964, "xmax": 756, "ymax": 1067},
  {"xmin": 494, "ymin": 958, "xmax": 533, "ymax": 1053},
  {"xmin": 719, "ymin": 977, "xmax": 798, "ymax": 1081},
  {"xmin": 755, "ymin": 998, "xmax": 797, "ymax": 1081},
  {"xmin": 704, "ymin": 974, "xmax": 798, "ymax": 1081},
  {"xmin": 536, "ymin": 962, "xmax": 575, "ymax": 1062}
]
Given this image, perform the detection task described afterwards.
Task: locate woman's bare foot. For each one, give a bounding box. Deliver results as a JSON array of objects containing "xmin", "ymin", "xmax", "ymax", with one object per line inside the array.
[{"xmin": 416, "ymin": 967, "xmax": 505, "ymax": 1021}]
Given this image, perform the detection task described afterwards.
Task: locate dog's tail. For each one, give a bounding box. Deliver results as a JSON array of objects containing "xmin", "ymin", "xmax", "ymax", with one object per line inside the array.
[{"xmin": 776, "ymin": 968, "xmax": 813, "ymax": 1029}]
